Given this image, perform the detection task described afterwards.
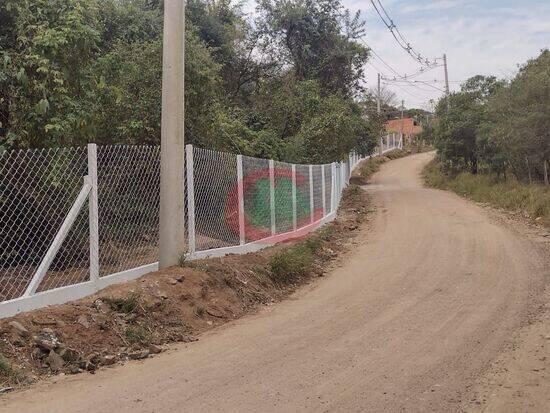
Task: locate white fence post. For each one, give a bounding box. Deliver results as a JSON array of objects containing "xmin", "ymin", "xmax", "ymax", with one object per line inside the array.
[
  {"xmin": 321, "ymin": 165, "xmax": 326, "ymax": 217},
  {"xmin": 269, "ymin": 159, "xmax": 276, "ymax": 235},
  {"xmin": 331, "ymin": 163, "xmax": 336, "ymax": 213},
  {"xmin": 237, "ymin": 155, "xmax": 245, "ymax": 245},
  {"xmin": 309, "ymin": 165, "xmax": 314, "ymax": 223},
  {"xmin": 87, "ymin": 144, "xmax": 99, "ymax": 284},
  {"xmin": 291, "ymin": 164, "xmax": 297, "ymax": 231},
  {"xmin": 185, "ymin": 144, "xmax": 196, "ymax": 255}
]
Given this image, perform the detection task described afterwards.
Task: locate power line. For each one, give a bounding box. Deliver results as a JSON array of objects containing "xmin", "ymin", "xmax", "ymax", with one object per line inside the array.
[
  {"xmin": 370, "ymin": 0, "xmax": 439, "ymax": 68},
  {"xmin": 382, "ymin": 82, "xmax": 430, "ymax": 101},
  {"xmin": 382, "ymin": 78, "xmax": 447, "ymax": 93},
  {"xmin": 390, "ymin": 64, "xmax": 442, "ymax": 81},
  {"xmin": 383, "ymin": 81, "xmax": 437, "ymax": 95},
  {"xmin": 358, "ymin": 32, "xmax": 448, "ymax": 106},
  {"xmin": 360, "ymin": 39, "xmax": 405, "ymax": 78}
]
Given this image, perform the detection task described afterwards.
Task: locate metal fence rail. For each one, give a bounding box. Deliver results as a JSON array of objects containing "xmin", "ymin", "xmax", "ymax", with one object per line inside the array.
[{"xmin": 0, "ymin": 135, "xmax": 402, "ymax": 317}]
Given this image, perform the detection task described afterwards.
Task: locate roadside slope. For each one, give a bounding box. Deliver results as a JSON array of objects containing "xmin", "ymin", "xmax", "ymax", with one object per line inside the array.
[{"xmin": 1, "ymin": 152, "xmax": 548, "ymax": 412}]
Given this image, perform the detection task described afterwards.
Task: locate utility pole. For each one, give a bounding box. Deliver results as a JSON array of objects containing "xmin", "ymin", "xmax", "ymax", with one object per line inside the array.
[
  {"xmin": 377, "ymin": 73, "xmax": 381, "ymax": 114},
  {"xmin": 443, "ymin": 53, "xmax": 450, "ymax": 111},
  {"xmin": 159, "ymin": 0, "xmax": 186, "ymax": 268},
  {"xmin": 401, "ymin": 100, "xmax": 405, "ymax": 146},
  {"xmin": 377, "ymin": 73, "xmax": 383, "ymax": 156}
]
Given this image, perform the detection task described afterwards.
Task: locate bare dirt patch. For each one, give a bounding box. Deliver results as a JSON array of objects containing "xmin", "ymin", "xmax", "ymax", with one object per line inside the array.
[{"xmin": 0, "ymin": 185, "xmax": 371, "ymax": 391}]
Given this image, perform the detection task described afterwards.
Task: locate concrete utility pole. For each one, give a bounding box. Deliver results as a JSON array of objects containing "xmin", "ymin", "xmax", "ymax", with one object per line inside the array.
[
  {"xmin": 401, "ymin": 100, "xmax": 405, "ymax": 142},
  {"xmin": 159, "ymin": 0, "xmax": 186, "ymax": 268},
  {"xmin": 443, "ymin": 53, "xmax": 450, "ymax": 111},
  {"xmin": 377, "ymin": 73, "xmax": 381, "ymax": 114},
  {"xmin": 378, "ymin": 73, "xmax": 383, "ymax": 156}
]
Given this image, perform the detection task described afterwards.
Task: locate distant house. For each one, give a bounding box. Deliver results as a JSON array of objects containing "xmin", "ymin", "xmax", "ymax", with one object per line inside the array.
[{"xmin": 385, "ymin": 118, "xmax": 423, "ymax": 145}]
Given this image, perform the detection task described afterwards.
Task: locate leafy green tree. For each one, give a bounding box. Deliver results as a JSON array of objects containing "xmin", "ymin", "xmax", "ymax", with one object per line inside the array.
[
  {"xmin": 483, "ymin": 50, "xmax": 550, "ymax": 181},
  {"xmin": 0, "ymin": 0, "xmax": 100, "ymax": 149},
  {"xmin": 256, "ymin": 0, "xmax": 369, "ymax": 97},
  {"xmin": 434, "ymin": 75, "xmax": 503, "ymax": 174}
]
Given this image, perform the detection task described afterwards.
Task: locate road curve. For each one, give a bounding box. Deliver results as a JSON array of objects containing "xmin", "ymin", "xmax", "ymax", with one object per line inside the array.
[{"xmin": 1, "ymin": 152, "xmax": 547, "ymax": 412}]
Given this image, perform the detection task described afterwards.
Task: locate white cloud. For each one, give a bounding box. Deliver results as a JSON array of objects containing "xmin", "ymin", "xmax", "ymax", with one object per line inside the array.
[{"xmin": 400, "ymin": 0, "xmax": 464, "ymax": 14}]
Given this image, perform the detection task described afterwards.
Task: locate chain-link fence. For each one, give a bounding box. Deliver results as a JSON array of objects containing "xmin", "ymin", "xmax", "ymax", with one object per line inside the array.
[
  {"xmin": 97, "ymin": 146, "xmax": 161, "ymax": 277},
  {"xmin": 0, "ymin": 147, "xmax": 88, "ymax": 301},
  {"xmin": 0, "ymin": 135, "xmax": 402, "ymax": 314}
]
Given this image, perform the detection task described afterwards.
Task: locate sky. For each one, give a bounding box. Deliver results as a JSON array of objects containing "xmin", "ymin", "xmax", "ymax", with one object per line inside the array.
[{"xmin": 243, "ymin": 0, "xmax": 550, "ymax": 109}]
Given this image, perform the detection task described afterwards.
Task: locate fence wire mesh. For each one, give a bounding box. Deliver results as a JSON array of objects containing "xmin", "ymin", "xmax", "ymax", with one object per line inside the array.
[
  {"xmin": 0, "ymin": 147, "xmax": 88, "ymax": 300},
  {"xmin": 274, "ymin": 161, "xmax": 294, "ymax": 235},
  {"xmin": 242, "ymin": 155, "xmax": 271, "ymax": 242},
  {"xmin": 293, "ymin": 164, "xmax": 311, "ymax": 228},
  {"xmin": 324, "ymin": 164, "xmax": 333, "ymax": 213},
  {"xmin": 193, "ymin": 147, "xmax": 240, "ymax": 251},
  {"xmin": 312, "ymin": 165, "xmax": 324, "ymax": 221},
  {"xmin": 98, "ymin": 146, "xmax": 161, "ymax": 276}
]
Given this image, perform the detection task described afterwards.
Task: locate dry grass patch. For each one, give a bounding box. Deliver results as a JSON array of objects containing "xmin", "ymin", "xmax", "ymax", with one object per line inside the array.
[{"xmin": 423, "ymin": 159, "xmax": 550, "ymax": 227}]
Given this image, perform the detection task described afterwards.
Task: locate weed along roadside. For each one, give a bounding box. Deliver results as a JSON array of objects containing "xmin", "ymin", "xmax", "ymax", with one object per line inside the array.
[
  {"xmin": 423, "ymin": 159, "xmax": 550, "ymax": 228},
  {"xmin": 0, "ymin": 184, "xmax": 372, "ymax": 391}
]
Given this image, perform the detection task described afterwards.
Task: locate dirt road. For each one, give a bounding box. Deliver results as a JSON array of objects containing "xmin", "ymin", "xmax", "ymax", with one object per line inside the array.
[{"xmin": 2, "ymin": 152, "xmax": 548, "ymax": 412}]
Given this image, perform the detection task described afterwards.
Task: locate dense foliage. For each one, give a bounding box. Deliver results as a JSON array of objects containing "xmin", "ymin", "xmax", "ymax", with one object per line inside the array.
[
  {"xmin": 0, "ymin": 0, "xmax": 379, "ymax": 163},
  {"xmin": 433, "ymin": 50, "xmax": 550, "ymax": 183}
]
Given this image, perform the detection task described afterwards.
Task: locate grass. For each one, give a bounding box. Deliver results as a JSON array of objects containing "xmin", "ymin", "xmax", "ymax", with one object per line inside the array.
[
  {"xmin": 358, "ymin": 157, "xmax": 386, "ymax": 180},
  {"xmin": 105, "ymin": 291, "xmax": 141, "ymax": 314},
  {"xmin": 384, "ymin": 148, "xmax": 408, "ymax": 160},
  {"xmin": 345, "ymin": 184, "xmax": 363, "ymax": 201},
  {"xmin": 268, "ymin": 242, "xmax": 318, "ymax": 284},
  {"xmin": 195, "ymin": 306, "xmax": 205, "ymax": 317},
  {"xmin": 0, "ymin": 354, "xmax": 24, "ymax": 386},
  {"xmin": 423, "ymin": 160, "xmax": 550, "ymax": 227},
  {"xmin": 124, "ymin": 325, "xmax": 151, "ymax": 345}
]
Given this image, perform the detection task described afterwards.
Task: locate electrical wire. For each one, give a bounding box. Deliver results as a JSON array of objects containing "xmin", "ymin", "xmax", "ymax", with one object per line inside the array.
[
  {"xmin": 383, "ymin": 81, "xmax": 439, "ymax": 95},
  {"xmin": 387, "ymin": 83, "xmax": 428, "ymax": 101},
  {"xmin": 370, "ymin": 0, "xmax": 438, "ymax": 68},
  {"xmin": 382, "ymin": 78, "xmax": 447, "ymax": 93}
]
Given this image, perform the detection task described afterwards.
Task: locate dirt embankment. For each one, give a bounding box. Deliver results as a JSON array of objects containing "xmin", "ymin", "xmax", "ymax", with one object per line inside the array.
[{"xmin": 0, "ymin": 185, "xmax": 371, "ymax": 391}]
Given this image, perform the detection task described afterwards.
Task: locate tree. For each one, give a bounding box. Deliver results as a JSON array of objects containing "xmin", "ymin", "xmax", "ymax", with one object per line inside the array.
[
  {"xmin": 256, "ymin": 0, "xmax": 369, "ymax": 97},
  {"xmin": 434, "ymin": 75, "xmax": 503, "ymax": 174},
  {"xmin": 483, "ymin": 50, "xmax": 550, "ymax": 182},
  {"xmin": 0, "ymin": 0, "xmax": 100, "ymax": 149}
]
